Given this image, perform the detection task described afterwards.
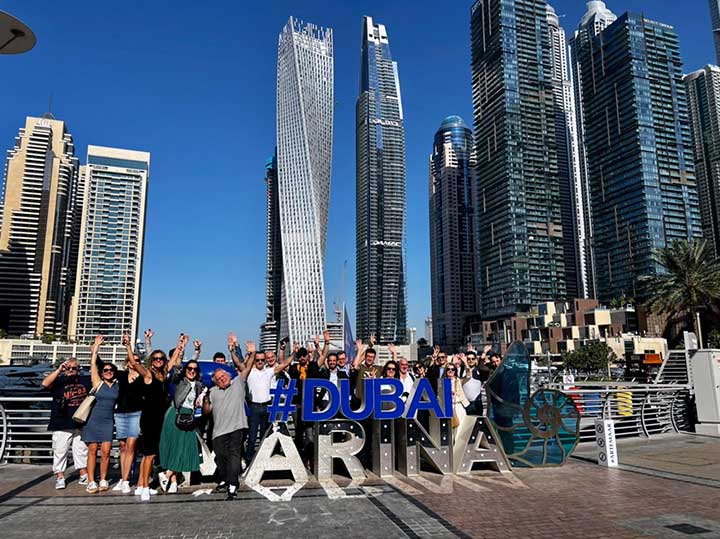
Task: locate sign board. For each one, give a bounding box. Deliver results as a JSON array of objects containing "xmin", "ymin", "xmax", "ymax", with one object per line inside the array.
[
  {"xmin": 594, "ymin": 419, "xmax": 618, "ymax": 468},
  {"xmin": 562, "ymin": 374, "xmax": 575, "ymax": 391}
]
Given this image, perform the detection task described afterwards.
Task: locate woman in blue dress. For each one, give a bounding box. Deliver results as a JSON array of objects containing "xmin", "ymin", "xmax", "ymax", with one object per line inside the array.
[{"xmin": 82, "ymin": 335, "xmax": 119, "ymax": 493}]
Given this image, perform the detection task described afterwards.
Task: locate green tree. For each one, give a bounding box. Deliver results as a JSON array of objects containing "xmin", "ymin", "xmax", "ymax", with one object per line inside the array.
[
  {"xmin": 641, "ymin": 240, "xmax": 720, "ymax": 347},
  {"xmin": 562, "ymin": 343, "xmax": 617, "ymax": 374},
  {"xmin": 708, "ymin": 329, "xmax": 720, "ymax": 349}
]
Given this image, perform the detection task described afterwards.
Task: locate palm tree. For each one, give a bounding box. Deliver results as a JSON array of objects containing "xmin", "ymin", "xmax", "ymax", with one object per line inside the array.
[{"xmin": 641, "ymin": 240, "xmax": 720, "ymax": 347}]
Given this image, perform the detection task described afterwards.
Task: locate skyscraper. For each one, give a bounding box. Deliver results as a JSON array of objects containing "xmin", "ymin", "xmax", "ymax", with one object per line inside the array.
[
  {"xmin": 68, "ymin": 146, "xmax": 149, "ymax": 345},
  {"xmin": 470, "ymin": 0, "xmax": 566, "ymax": 319},
  {"xmin": 547, "ymin": 3, "xmax": 584, "ymax": 300},
  {"xmin": 686, "ymin": 65, "xmax": 720, "ymax": 257},
  {"xmin": 568, "ymin": 1, "xmax": 617, "ymax": 300},
  {"xmin": 276, "ymin": 17, "xmax": 333, "ymax": 345},
  {"xmin": 356, "ymin": 16, "xmax": 407, "ymax": 344},
  {"xmin": 429, "ymin": 116, "xmax": 477, "ymax": 350},
  {"xmin": 575, "ymin": 12, "xmax": 701, "ymax": 303},
  {"xmin": 259, "ymin": 151, "xmax": 282, "ymax": 351},
  {"xmin": 711, "ymin": 0, "xmax": 720, "ymax": 65},
  {"xmin": 0, "ymin": 115, "xmax": 80, "ymax": 337}
]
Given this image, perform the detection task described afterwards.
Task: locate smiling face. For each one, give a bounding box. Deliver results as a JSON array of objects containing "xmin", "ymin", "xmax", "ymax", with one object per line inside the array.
[
  {"xmin": 254, "ymin": 352, "xmax": 266, "ymax": 370},
  {"xmin": 265, "ymin": 351, "xmax": 276, "ymax": 367},
  {"xmin": 327, "ymin": 353, "xmax": 338, "ymax": 370},
  {"xmin": 185, "ymin": 361, "xmax": 199, "ymax": 381},
  {"xmin": 337, "ymin": 352, "xmax": 347, "ymax": 368},
  {"xmin": 444, "ymin": 365, "xmax": 457, "ymax": 378},
  {"xmin": 438, "ymin": 354, "xmax": 447, "ymax": 366},
  {"xmin": 102, "ymin": 363, "xmax": 116, "ymax": 381},
  {"xmin": 399, "ymin": 358, "xmax": 409, "ymax": 375},
  {"xmin": 365, "ymin": 350, "xmax": 376, "ymax": 367},
  {"xmin": 213, "ymin": 369, "xmax": 231, "ymax": 389}
]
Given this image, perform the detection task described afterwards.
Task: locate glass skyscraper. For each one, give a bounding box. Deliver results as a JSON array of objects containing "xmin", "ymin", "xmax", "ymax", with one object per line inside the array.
[
  {"xmin": 68, "ymin": 146, "xmax": 149, "ymax": 345},
  {"xmin": 356, "ymin": 16, "xmax": 407, "ymax": 344},
  {"xmin": 0, "ymin": 115, "xmax": 80, "ymax": 337},
  {"xmin": 260, "ymin": 151, "xmax": 282, "ymax": 351},
  {"xmin": 686, "ymin": 65, "xmax": 720, "ymax": 257},
  {"xmin": 276, "ymin": 17, "xmax": 333, "ymax": 345},
  {"xmin": 711, "ymin": 0, "xmax": 720, "ymax": 64},
  {"xmin": 575, "ymin": 12, "xmax": 701, "ymax": 303},
  {"xmin": 568, "ymin": 1, "xmax": 618, "ymax": 300},
  {"xmin": 429, "ymin": 116, "xmax": 477, "ymax": 350},
  {"xmin": 470, "ymin": 0, "xmax": 566, "ymax": 319}
]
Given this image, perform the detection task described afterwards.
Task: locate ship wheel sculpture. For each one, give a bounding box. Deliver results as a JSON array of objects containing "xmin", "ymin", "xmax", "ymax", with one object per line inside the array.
[{"xmin": 485, "ymin": 342, "xmax": 581, "ymax": 467}]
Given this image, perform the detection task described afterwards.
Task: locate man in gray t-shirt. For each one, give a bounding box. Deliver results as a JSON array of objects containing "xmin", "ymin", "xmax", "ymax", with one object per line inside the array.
[{"xmin": 202, "ymin": 368, "xmax": 248, "ymax": 499}]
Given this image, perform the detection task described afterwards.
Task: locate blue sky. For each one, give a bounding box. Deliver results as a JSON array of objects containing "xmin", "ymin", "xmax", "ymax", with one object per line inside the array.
[{"xmin": 0, "ymin": 1, "xmax": 714, "ymax": 355}]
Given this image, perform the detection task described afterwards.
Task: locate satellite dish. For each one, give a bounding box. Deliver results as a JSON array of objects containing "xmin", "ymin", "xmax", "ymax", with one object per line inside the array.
[{"xmin": 0, "ymin": 11, "xmax": 36, "ymax": 55}]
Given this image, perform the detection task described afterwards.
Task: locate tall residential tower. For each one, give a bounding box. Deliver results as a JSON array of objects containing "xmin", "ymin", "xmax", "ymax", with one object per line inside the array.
[
  {"xmin": 471, "ymin": 0, "xmax": 566, "ymax": 319},
  {"xmin": 0, "ymin": 115, "xmax": 80, "ymax": 337},
  {"xmin": 276, "ymin": 17, "xmax": 333, "ymax": 345},
  {"xmin": 574, "ymin": 12, "xmax": 701, "ymax": 303},
  {"xmin": 356, "ymin": 16, "xmax": 407, "ymax": 344},
  {"xmin": 686, "ymin": 66, "xmax": 720, "ymax": 257},
  {"xmin": 568, "ymin": 1, "xmax": 617, "ymax": 299},
  {"xmin": 711, "ymin": 0, "xmax": 720, "ymax": 65},
  {"xmin": 429, "ymin": 116, "xmax": 477, "ymax": 350},
  {"xmin": 68, "ymin": 146, "xmax": 149, "ymax": 344},
  {"xmin": 259, "ymin": 151, "xmax": 282, "ymax": 351}
]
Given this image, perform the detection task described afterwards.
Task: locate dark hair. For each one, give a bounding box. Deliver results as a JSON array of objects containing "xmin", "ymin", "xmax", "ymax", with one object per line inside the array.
[
  {"xmin": 326, "ymin": 352, "xmax": 339, "ymax": 362},
  {"xmin": 365, "ymin": 347, "xmax": 377, "ymax": 357},
  {"xmin": 296, "ymin": 347, "xmax": 308, "ymax": 358},
  {"xmin": 213, "ymin": 352, "xmax": 226, "ymax": 361},
  {"xmin": 444, "ymin": 364, "xmax": 458, "ymax": 377},
  {"xmin": 382, "ymin": 360, "xmax": 400, "ymax": 379},
  {"xmin": 102, "ymin": 362, "xmax": 118, "ymax": 377},
  {"xmin": 413, "ymin": 362, "xmax": 426, "ymax": 376},
  {"xmin": 181, "ymin": 360, "xmax": 201, "ymax": 380},
  {"xmin": 489, "ymin": 353, "xmax": 502, "ymax": 360}
]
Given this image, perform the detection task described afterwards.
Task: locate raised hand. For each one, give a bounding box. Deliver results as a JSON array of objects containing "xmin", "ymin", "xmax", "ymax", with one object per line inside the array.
[
  {"xmin": 92, "ymin": 334, "xmax": 105, "ymax": 351},
  {"xmin": 313, "ymin": 335, "xmax": 320, "ymax": 350},
  {"xmin": 177, "ymin": 333, "xmax": 189, "ymax": 351},
  {"xmin": 144, "ymin": 328, "xmax": 154, "ymax": 341},
  {"xmin": 323, "ymin": 329, "xmax": 331, "ymax": 343},
  {"xmin": 193, "ymin": 340, "xmax": 202, "ymax": 351},
  {"xmin": 246, "ymin": 341, "xmax": 256, "ymax": 354},
  {"xmin": 122, "ymin": 332, "xmax": 131, "ymax": 347},
  {"xmin": 293, "ymin": 342, "xmax": 300, "ymax": 354},
  {"xmin": 355, "ymin": 338, "xmax": 363, "ymax": 351},
  {"xmin": 228, "ymin": 332, "xmax": 238, "ymax": 349},
  {"xmin": 370, "ymin": 334, "xmax": 377, "ymax": 346},
  {"xmin": 482, "ymin": 344, "xmax": 492, "ymax": 355},
  {"xmin": 388, "ymin": 343, "xmax": 397, "ymax": 357}
]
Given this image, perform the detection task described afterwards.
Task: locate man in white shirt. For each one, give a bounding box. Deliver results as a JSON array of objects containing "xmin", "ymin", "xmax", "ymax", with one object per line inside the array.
[{"xmin": 398, "ymin": 357, "xmax": 415, "ymax": 400}]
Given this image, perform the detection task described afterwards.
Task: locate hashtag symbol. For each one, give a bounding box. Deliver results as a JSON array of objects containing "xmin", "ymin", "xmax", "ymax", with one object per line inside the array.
[{"xmin": 268, "ymin": 378, "xmax": 298, "ymax": 422}]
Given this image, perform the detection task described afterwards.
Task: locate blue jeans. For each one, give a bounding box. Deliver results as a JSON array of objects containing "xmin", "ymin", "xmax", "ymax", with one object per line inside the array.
[{"xmin": 245, "ymin": 403, "xmax": 269, "ymax": 463}]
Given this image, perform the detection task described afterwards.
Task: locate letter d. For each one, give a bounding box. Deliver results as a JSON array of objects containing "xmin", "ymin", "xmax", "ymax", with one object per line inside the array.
[{"xmin": 302, "ymin": 379, "xmax": 339, "ymax": 421}]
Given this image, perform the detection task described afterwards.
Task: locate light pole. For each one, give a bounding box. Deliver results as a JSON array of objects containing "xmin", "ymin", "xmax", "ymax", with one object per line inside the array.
[{"xmin": 0, "ymin": 10, "xmax": 35, "ymax": 55}]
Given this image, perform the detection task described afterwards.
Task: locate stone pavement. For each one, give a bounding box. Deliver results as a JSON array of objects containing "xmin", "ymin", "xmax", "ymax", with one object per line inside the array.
[{"xmin": 0, "ymin": 433, "xmax": 719, "ymax": 538}]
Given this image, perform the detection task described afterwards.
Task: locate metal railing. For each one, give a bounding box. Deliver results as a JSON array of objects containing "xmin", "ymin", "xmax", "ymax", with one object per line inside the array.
[
  {"xmin": 0, "ymin": 397, "xmax": 54, "ymax": 463},
  {"xmin": 544, "ymin": 382, "xmax": 693, "ymax": 443}
]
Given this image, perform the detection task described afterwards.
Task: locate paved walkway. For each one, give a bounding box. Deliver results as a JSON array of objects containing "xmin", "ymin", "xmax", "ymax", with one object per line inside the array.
[{"xmin": 1, "ymin": 434, "xmax": 719, "ymax": 538}]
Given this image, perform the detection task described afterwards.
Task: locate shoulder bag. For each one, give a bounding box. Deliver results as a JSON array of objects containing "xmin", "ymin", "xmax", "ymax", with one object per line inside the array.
[{"xmin": 72, "ymin": 382, "xmax": 103, "ymax": 425}]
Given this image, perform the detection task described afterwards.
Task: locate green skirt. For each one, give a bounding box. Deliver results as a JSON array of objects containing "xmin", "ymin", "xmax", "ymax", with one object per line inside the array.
[{"xmin": 159, "ymin": 407, "xmax": 200, "ymax": 472}]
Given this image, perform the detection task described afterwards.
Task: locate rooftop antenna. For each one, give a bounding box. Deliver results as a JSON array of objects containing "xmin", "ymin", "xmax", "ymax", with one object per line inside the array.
[
  {"xmin": 42, "ymin": 95, "xmax": 55, "ymax": 120},
  {"xmin": 333, "ymin": 260, "xmax": 347, "ymax": 322}
]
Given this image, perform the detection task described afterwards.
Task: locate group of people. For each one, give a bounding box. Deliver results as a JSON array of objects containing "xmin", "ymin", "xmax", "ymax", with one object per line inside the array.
[{"xmin": 43, "ymin": 329, "xmax": 503, "ymax": 501}]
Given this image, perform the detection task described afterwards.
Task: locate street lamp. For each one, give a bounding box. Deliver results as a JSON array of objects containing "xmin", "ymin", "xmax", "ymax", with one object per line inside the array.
[{"xmin": 0, "ymin": 10, "xmax": 35, "ymax": 54}]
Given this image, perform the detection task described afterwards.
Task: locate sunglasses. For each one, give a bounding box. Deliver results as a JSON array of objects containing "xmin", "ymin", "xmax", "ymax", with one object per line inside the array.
[
  {"xmin": 386, "ymin": 367, "xmax": 396, "ymax": 372},
  {"xmin": 446, "ymin": 368, "xmax": 456, "ymax": 373},
  {"xmin": 151, "ymin": 356, "xmax": 165, "ymax": 361},
  {"xmin": 186, "ymin": 367, "xmax": 197, "ymax": 372},
  {"xmin": 102, "ymin": 368, "xmax": 114, "ymax": 373},
  {"xmin": 65, "ymin": 367, "xmax": 78, "ymax": 371}
]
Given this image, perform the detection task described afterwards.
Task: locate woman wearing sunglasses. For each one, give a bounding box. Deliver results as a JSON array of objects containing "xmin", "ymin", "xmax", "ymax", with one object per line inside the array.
[
  {"xmin": 159, "ymin": 334, "xmax": 205, "ymax": 493},
  {"xmin": 82, "ymin": 335, "xmax": 119, "ymax": 493},
  {"xmin": 443, "ymin": 363, "xmax": 469, "ymax": 431},
  {"xmin": 123, "ymin": 333, "xmax": 169, "ymax": 501}
]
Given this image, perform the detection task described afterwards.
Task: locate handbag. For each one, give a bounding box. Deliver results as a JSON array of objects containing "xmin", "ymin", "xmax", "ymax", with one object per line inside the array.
[
  {"xmin": 196, "ymin": 432, "xmax": 217, "ymax": 476},
  {"xmin": 174, "ymin": 383, "xmax": 198, "ymax": 431},
  {"xmin": 72, "ymin": 382, "xmax": 103, "ymax": 425}
]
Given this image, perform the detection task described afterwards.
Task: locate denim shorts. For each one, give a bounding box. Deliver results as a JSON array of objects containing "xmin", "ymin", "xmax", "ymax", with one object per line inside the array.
[{"xmin": 114, "ymin": 411, "xmax": 141, "ymax": 439}]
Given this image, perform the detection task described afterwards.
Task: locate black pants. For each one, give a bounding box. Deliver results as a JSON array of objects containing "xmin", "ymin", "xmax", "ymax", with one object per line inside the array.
[{"xmin": 214, "ymin": 429, "xmax": 244, "ymax": 487}]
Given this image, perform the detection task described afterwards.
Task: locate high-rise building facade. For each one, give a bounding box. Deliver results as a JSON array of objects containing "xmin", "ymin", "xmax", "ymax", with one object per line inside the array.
[
  {"xmin": 711, "ymin": 0, "xmax": 720, "ymax": 65},
  {"xmin": 429, "ymin": 116, "xmax": 477, "ymax": 350},
  {"xmin": 68, "ymin": 146, "xmax": 149, "ymax": 345},
  {"xmin": 470, "ymin": 0, "xmax": 566, "ymax": 319},
  {"xmin": 568, "ymin": 1, "xmax": 618, "ymax": 300},
  {"xmin": 686, "ymin": 65, "xmax": 720, "ymax": 257},
  {"xmin": 547, "ymin": 4, "xmax": 584, "ymax": 300},
  {"xmin": 575, "ymin": 12, "xmax": 701, "ymax": 303},
  {"xmin": 0, "ymin": 115, "xmax": 80, "ymax": 337},
  {"xmin": 260, "ymin": 151, "xmax": 282, "ymax": 351},
  {"xmin": 356, "ymin": 16, "xmax": 407, "ymax": 344},
  {"xmin": 276, "ymin": 17, "xmax": 333, "ymax": 345}
]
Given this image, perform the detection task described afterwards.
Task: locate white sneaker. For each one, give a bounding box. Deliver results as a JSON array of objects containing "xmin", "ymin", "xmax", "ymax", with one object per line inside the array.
[
  {"xmin": 55, "ymin": 477, "xmax": 66, "ymax": 490},
  {"xmin": 134, "ymin": 486, "xmax": 142, "ymax": 495},
  {"xmin": 78, "ymin": 474, "xmax": 88, "ymax": 485},
  {"xmin": 178, "ymin": 473, "xmax": 191, "ymax": 488},
  {"xmin": 168, "ymin": 482, "xmax": 178, "ymax": 493},
  {"xmin": 158, "ymin": 472, "xmax": 169, "ymax": 492},
  {"xmin": 148, "ymin": 488, "xmax": 158, "ymax": 495},
  {"xmin": 121, "ymin": 481, "xmax": 132, "ymax": 494},
  {"xmin": 140, "ymin": 488, "xmax": 150, "ymax": 502},
  {"xmin": 98, "ymin": 480, "xmax": 109, "ymax": 492},
  {"xmin": 86, "ymin": 481, "xmax": 98, "ymax": 494},
  {"xmin": 112, "ymin": 480, "xmax": 124, "ymax": 491}
]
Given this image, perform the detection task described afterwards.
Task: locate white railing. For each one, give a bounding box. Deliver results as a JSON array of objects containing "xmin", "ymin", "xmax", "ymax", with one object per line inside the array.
[{"xmin": 0, "ymin": 397, "xmax": 53, "ymax": 463}]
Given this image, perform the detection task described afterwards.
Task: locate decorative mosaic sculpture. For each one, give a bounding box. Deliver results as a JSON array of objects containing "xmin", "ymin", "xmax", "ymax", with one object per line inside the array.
[{"xmin": 486, "ymin": 341, "xmax": 581, "ymax": 467}]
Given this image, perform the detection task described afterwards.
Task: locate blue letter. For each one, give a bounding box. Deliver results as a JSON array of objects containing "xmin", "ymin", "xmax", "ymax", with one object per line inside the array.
[
  {"xmin": 373, "ymin": 378, "xmax": 405, "ymax": 419},
  {"xmin": 302, "ymin": 379, "xmax": 339, "ymax": 421},
  {"xmin": 406, "ymin": 378, "xmax": 451, "ymax": 418},
  {"xmin": 340, "ymin": 378, "xmax": 374, "ymax": 420}
]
